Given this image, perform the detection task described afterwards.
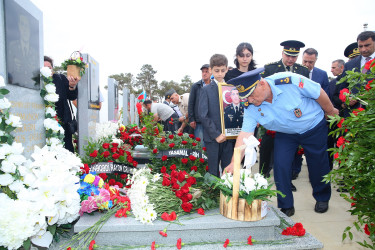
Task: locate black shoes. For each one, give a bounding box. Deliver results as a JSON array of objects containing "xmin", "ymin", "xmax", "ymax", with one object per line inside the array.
[
  {"xmin": 281, "ymin": 207, "xmax": 295, "ymax": 217},
  {"xmin": 314, "ymin": 201, "xmax": 329, "ymax": 213},
  {"xmin": 291, "ymin": 182, "xmax": 297, "ymax": 192},
  {"xmin": 292, "ymin": 172, "xmax": 299, "ymax": 180}
]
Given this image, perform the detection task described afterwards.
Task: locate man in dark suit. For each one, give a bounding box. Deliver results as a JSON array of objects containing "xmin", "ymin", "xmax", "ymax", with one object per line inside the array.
[
  {"xmin": 188, "ymin": 64, "xmax": 211, "ymax": 144},
  {"xmin": 334, "ymin": 31, "xmax": 375, "ymax": 118},
  {"xmin": 292, "ymin": 48, "xmax": 331, "ymax": 176},
  {"xmin": 329, "ymin": 59, "xmax": 345, "ymax": 103},
  {"xmin": 199, "ymin": 54, "xmax": 233, "ymax": 177},
  {"xmin": 260, "ymin": 40, "xmax": 309, "ymax": 185}
]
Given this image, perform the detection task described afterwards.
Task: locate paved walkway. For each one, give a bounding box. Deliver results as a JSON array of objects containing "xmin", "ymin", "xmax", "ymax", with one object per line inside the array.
[{"xmin": 252, "ymin": 157, "xmax": 367, "ymax": 249}]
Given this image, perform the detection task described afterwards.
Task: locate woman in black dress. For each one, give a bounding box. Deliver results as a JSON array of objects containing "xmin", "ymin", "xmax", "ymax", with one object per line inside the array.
[{"xmin": 225, "ymin": 42, "xmax": 257, "ymax": 82}]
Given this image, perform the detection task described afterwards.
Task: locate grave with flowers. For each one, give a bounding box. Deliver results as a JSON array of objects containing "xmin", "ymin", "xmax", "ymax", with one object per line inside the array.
[{"xmin": 67, "ymin": 116, "xmax": 323, "ymax": 249}]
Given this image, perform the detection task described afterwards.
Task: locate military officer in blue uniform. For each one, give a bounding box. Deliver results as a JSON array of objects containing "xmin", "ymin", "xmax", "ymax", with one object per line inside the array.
[
  {"xmin": 224, "ymin": 68, "xmax": 339, "ymax": 217},
  {"xmin": 260, "ymin": 40, "xmax": 309, "ymax": 188},
  {"xmin": 224, "ymin": 88, "xmax": 244, "ymax": 129}
]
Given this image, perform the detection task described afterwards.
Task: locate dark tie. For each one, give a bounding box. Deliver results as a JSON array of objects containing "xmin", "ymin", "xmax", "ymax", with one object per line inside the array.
[
  {"xmin": 286, "ymin": 66, "xmax": 290, "ymax": 71},
  {"xmin": 362, "ymin": 57, "xmax": 371, "ymax": 73},
  {"xmin": 235, "ymin": 106, "xmax": 239, "ymax": 114}
]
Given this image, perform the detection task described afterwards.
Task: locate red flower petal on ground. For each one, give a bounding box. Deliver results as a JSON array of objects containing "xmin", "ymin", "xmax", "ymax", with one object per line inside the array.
[
  {"xmin": 247, "ymin": 235, "xmax": 253, "ymax": 245},
  {"xmin": 181, "ymin": 202, "xmax": 193, "ymax": 212},
  {"xmin": 162, "ymin": 155, "xmax": 168, "ymax": 161},
  {"xmin": 153, "ymin": 148, "xmax": 158, "ymax": 154},
  {"xmin": 176, "ymin": 238, "xmax": 182, "ymax": 249},
  {"xmin": 90, "ymin": 150, "xmax": 98, "ymax": 157},
  {"xmin": 223, "ymin": 239, "xmax": 230, "ymax": 248},
  {"xmin": 197, "ymin": 208, "xmax": 205, "ymax": 215},
  {"xmin": 102, "ymin": 143, "xmax": 110, "ymax": 149},
  {"xmin": 182, "ymin": 140, "xmax": 188, "ymax": 145},
  {"xmin": 89, "ymin": 240, "xmax": 96, "ymax": 250}
]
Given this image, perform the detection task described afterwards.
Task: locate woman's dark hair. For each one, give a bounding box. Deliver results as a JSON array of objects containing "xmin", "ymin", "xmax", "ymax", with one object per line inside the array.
[
  {"xmin": 233, "ymin": 42, "xmax": 256, "ymax": 71},
  {"xmin": 44, "ymin": 56, "xmax": 54, "ymax": 67}
]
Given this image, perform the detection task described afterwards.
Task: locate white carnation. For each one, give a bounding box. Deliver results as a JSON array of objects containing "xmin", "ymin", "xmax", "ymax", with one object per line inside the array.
[
  {"xmin": 0, "ymin": 173, "xmax": 14, "ymax": 186},
  {"xmin": 45, "ymin": 107, "xmax": 56, "ymax": 117},
  {"xmin": 44, "ymin": 83, "xmax": 56, "ymax": 94},
  {"xmin": 40, "ymin": 67, "xmax": 52, "ymax": 78},
  {"xmin": 44, "ymin": 93, "xmax": 59, "ymax": 102},
  {"xmin": 5, "ymin": 114, "xmax": 22, "ymax": 128},
  {"xmin": 0, "ymin": 97, "xmax": 11, "ymax": 109},
  {"xmin": 0, "ymin": 159, "xmax": 17, "ymax": 173},
  {"xmin": 9, "ymin": 180, "xmax": 25, "ymax": 193}
]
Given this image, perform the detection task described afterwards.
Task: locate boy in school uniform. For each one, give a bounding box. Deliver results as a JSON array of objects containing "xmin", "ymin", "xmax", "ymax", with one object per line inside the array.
[{"xmin": 198, "ymin": 54, "xmax": 233, "ymax": 177}]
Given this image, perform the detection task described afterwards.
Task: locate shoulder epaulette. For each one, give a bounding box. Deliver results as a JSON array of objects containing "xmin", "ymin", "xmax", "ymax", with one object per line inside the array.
[
  {"xmin": 265, "ymin": 61, "xmax": 279, "ymax": 66},
  {"xmin": 294, "ymin": 63, "xmax": 308, "ymax": 69}
]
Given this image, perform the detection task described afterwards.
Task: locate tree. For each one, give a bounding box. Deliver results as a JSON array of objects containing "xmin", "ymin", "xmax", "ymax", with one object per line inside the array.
[
  {"xmin": 107, "ymin": 73, "xmax": 135, "ymax": 94},
  {"xmin": 135, "ymin": 64, "xmax": 158, "ymax": 99},
  {"xmin": 155, "ymin": 80, "xmax": 182, "ymax": 100},
  {"xmin": 180, "ymin": 75, "xmax": 193, "ymax": 93}
]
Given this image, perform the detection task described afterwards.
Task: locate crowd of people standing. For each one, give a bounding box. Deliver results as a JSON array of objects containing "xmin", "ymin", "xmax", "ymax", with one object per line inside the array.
[{"xmin": 142, "ymin": 30, "xmax": 375, "ymax": 217}]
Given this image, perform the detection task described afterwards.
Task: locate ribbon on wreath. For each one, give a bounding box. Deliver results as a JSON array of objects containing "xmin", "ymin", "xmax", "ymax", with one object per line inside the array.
[{"xmin": 243, "ymin": 135, "xmax": 260, "ymax": 171}]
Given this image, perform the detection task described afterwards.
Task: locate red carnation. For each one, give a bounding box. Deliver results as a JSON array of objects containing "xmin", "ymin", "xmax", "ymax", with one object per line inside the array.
[
  {"xmin": 223, "ymin": 239, "xmax": 230, "ymax": 248},
  {"xmin": 297, "ymin": 148, "xmax": 304, "ymax": 155},
  {"xmin": 159, "ymin": 230, "xmax": 167, "ymax": 237},
  {"xmin": 141, "ymin": 127, "xmax": 147, "ymax": 133},
  {"xmin": 170, "ymin": 164, "xmax": 177, "ymax": 170},
  {"xmin": 162, "ymin": 177, "xmax": 171, "ymax": 186},
  {"xmin": 178, "ymin": 132, "xmax": 183, "ymax": 136},
  {"xmin": 162, "ymin": 155, "xmax": 168, "ymax": 161},
  {"xmin": 81, "ymin": 163, "xmax": 90, "ymax": 174},
  {"xmin": 352, "ymin": 107, "xmax": 365, "ymax": 116},
  {"xmin": 169, "ymin": 143, "xmax": 175, "ymax": 148},
  {"xmin": 247, "ymin": 236, "xmax": 253, "ymax": 245},
  {"xmin": 182, "ymin": 140, "xmax": 188, "ymax": 145},
  {"xmin": 161, "ymin": 211, "xmax": 177, "ymax": 221},
  {"xmin": 108, "ymin": 179, "xmax": 116, "ymax": 186},
  {"xmin": 197, "ymin": 208, "xmax": 205, "ymax": 215},
  {"xmin": 334, "ymin": 152, "xmax": 339, "ymax": 160},
  {"xmin": 110, "ymin": 147, "xmax": 117, "ymax": 153},
  {"xmin": 111, "ymin": 142, "xmax": 119, "ymax": 148},
  {"xmin": 102, "ymin": 151, "xmax": 110, "ymax": 158},
  {"xmin": 191, "ymin": 166, "xmax": 197, "ymax": 172},
  {"xmin": 172, "ymin": 182, "xmax": 180, "ymax": 190},
  {"xmin": 192, "ymin": 142, "xmax": 197, "ymax": 146},
  {"xmin": 206, "ymin": 165, "xmax": 209, "ymax": 171},
  {"xmin": 336, "ymin": 136, "xmax": 347, "ymax": 148},
  {"xmin": 120, "ymin": 174, "xmax": 127, "ymax": 180},
  {"xmin": 112, "ymin": 153, "xmax": 120, "ymax": 159},
  {"xmin": 161, "ymin": 166, "xmax": 167, "ymax": 173},
  {"xmin": 133, "ymin": 161, "xmax": 138, "ymax": 167},
  {"xmin": 202, "ymin": 147, "xmax": 206, "ymax": 151},
  {"xmin": 189, "ymin": 155, "xmax": 197, "ymax": 161},
  {"xmin": 178, "ymin": 171, "xmax": 187, "ymax": 182},
  {"xmin": 181, "ymin": 193, "xmax": 193, "ymax": 202},
  {"xmin": 181, "ymin": 158, "xmax": 188, "ymax": 164},
  {"xmin": 99, "ymin": 173, "xmax": 108, "ymax": 181},
  {"xmin": 337, "ymin": 118, "xmax": 345, "ymax": 128},
  {"xmin": 102, "ymin": 143, "xmax": 110, "ymax": 149},
  {"xmin": 339, "ymin": 88, "xmax": 349, "ymax": 103},
  {"xmin": 89, "ymin": 240, "xmax": 96, "ymax": 250},
  {"xmin": 160, "ymin": 137, "xmax": 166, "ymax": 143},
  {"xmin": 171, "ymin": 170, "xmax": 178, "ymax": 179},
  {"xmin": 152, "ymin": 148, "xmax": 158, "ymax": 154},
  {"xmin": 115, "ymin": 182, "xmax": 123, "ymax": 188},
  {"xmin": 196, "ymin": 137, "xmax": 201, "ymax": 142},
  {"xmin": 176, "ymin": 238, "xmax": 182, "ymax": 250},
  {"xmin": 199, "ymin": 158, "xmax": 205, "ymax": 163},
  {"xmin": 151, "ymin": 241, "xmax": 156, "ymax": 250},
  {"xmin": 364, "ymin": 223, "xmax": 374, "ymax": 235},
  {"xmin": 181, "ymin": 202, "xmax": 193, "ymax": 212},
  {"xmin": 169, "ymin": 134, "xmax": 174, "ymax": 139},
  {"xmin": 364, "ymin": 58, "xmax": 375, "ymax": 70},
  {"xmin": 189, "ymin": 134, "xmax": 194, "ymax": 138},
  {"xmin": 186, "ymin": 176, "xmax": 196, "ymax": 185},
  {"xmin": 154, "ymin": 128, "xmax": 159, "ymax": 135},
  {"xmin": 365, "ymin": 80, "xmax": 373, "ymax": 91},
  {"xmin": 90, "ymin": 150, "xmax": 98, "ymax": 158}
]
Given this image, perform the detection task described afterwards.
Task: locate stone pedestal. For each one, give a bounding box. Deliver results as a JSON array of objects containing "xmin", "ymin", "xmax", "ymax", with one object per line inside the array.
[{"xmin": 73, "ymin": 206, "xmax": 323, "ymax": 249}]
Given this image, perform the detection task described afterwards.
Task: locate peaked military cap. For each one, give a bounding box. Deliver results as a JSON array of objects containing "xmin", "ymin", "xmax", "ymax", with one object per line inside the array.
[
  {"xmin": 280, "ymin": 40, "xmax": 305, "ymax": 56},
  {"xmin": 165, "ymin": 88, "xmax": 176, "ymax": 100},
  {"xmin": 227, "ymin": 67, "xmax": 265, "ymax": 98},
  {"xmin": 344, "ymin": 42, "xmax": 360, "ymax": 59}
]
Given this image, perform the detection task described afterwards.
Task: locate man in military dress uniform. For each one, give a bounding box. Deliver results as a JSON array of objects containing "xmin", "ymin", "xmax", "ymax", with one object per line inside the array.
[
  {"xmin": 225, "ymin": 68, "xmax": 338, "ymax": 217},
  {"xmin": 224, "ymin": 88, "xmax": 244, "ymax": 131},
  {"xmin": 259, "ymin": 40, "xmax": 309, "ymax": 186}
]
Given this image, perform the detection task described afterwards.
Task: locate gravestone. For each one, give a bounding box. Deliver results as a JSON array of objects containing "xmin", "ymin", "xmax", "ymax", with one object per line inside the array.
[
  {"xmin": 0, "ymin": 0, "xmax": 45, "ymax": 158},
  {"xmin": 122, "ymin": 87, "xmax": 129, "ymax": 126},
  {"xmin": 130, "ymin": 93, "xmax": 135, "ymax": 124},
  {"xmin": 77, "ymin": 54, "xmax": 100, "ymax": 156}
]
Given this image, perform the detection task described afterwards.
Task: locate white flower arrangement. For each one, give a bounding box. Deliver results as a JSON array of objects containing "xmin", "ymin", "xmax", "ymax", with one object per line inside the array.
[
  {"xmin": 95, "ymin": 121, "xmax": 121, "ymax": 140},
  {"xmin": 127, "ymin": 168, "xmax": 158, "ymax": 224},
  {"xmin": 40, "ymin": 67, "xmax": 52, "ymax": 78},
  {"xmin": 5, "ymin": 114, "xmax": 22, "ymax": 128},
  {"xmin": 221, "ymin": 169, "xmax": 268, "ymax": 194},
  {"xmin": 0, "ymin": 97, "xmax": 11, "ymax": 109}
]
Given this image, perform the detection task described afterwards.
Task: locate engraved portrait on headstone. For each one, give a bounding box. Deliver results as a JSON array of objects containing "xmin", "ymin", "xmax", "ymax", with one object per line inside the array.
[
  {"xmin": 4, "ymin": 0, "xmax": 40, "ymax": 90},
  {"xmin": 88, "ymin": 56, "xmax": 100, "ymax": 109}
]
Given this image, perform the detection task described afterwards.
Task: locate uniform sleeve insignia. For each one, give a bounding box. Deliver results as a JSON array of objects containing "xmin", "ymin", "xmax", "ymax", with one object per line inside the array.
[{"xmin": 275, "ymin": 77, "xmax": 291, "ymax": 85}]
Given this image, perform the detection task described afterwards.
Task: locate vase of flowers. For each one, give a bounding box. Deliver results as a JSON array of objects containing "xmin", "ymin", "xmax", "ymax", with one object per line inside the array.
[
  {"xmin": 62, "ymin": 51, "xmax": 87, "ymax": 80},
  {"xmin": 212, "ymin": 146, "xmax": 283, "ymax": 221}
]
